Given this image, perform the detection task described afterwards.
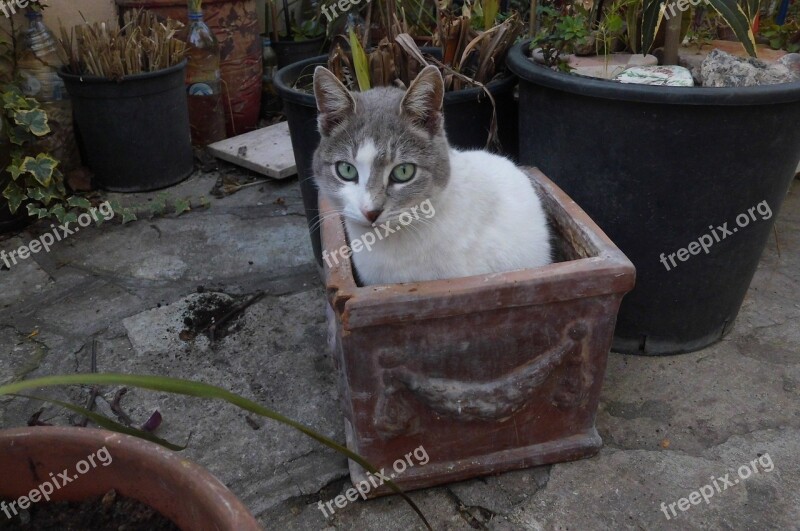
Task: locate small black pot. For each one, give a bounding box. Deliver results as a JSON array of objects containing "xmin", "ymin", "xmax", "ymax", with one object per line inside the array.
[
  {"xmin": 508, "ymin": 40, "xmax": 800, "ymax": 355},
  {"xmin": 274, "ymin": 54, "xmax": 518, "ymax": 266},
  {"xmin": 271, "ymin": 37, "xmax": 327, "ymax": 70},
  {"xmin": 59, "ymin": 62, "xmax": 194, "ymax": 193}
]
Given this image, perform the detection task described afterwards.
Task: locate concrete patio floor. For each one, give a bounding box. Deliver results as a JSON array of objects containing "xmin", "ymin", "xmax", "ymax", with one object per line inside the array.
[{"xmin": 1, "ymin": 164, "xmax": 798, "ymax": 530}]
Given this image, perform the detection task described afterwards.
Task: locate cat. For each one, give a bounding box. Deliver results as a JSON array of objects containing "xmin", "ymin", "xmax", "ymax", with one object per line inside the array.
[{"xmin": 312, "ymin": 64, "xmax": 552, "ymax": 286}]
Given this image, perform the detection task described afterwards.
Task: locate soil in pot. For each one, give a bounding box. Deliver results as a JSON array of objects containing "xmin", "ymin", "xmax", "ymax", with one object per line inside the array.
[{"xmin": 0, "ymin": 489, "xmax": 178, "ymax": 530}]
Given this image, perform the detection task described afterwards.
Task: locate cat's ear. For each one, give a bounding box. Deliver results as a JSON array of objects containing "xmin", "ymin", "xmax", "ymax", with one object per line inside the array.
[
  {"xmin": 313, "ymin": 66, "xmax": 356, "ymax": 135},
  {"xmin": 400, "ymin": 65, "xmax": 444, "ymax": 135}
]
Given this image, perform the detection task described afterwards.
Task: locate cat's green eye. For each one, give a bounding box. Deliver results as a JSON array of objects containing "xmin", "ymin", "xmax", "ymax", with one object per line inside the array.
[
  {"xmin": 335, "ymin": 161, "xmax": 358, "ymax": 181},
  {"xmin": 391, "ymin": 163, "xmax": 417, "ymax": 183}
]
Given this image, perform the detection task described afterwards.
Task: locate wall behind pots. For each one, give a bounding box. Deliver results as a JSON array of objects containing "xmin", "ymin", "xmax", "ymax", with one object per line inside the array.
[{"xmin": 44, "ymin": 0, "xmax": 117, "ymax": 29}]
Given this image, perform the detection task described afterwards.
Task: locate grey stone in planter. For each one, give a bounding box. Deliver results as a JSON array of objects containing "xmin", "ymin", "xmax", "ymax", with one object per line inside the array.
[{"xmin": 700, "ymin": 49, "xmax": 799, "ymax": 87}]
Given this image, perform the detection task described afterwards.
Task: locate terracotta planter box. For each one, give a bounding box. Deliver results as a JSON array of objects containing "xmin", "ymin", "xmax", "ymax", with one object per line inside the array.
[{"xmin": 322, "ymin": 168, "xmax": 636, "ymax": 495}]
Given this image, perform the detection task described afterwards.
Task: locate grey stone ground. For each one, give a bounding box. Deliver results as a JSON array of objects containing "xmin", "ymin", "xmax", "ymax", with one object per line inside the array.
[{"xmin": 1, "ymin": 165, "xmax": 798, "ymax": 531}]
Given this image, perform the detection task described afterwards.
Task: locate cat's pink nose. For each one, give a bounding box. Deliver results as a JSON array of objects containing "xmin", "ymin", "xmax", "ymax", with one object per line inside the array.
[{"xmin": 363, "ymin": 210, "xmax": 382, "ymax": 223}]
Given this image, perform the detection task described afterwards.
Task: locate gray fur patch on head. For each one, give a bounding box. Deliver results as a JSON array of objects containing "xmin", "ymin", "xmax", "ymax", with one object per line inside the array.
[{"xmin": 312, "ymin": 67, "xmax": 451, "ymax": 226}]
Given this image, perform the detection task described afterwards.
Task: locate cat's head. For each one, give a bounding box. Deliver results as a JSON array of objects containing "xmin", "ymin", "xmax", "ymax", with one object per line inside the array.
[{"xmin": 312, "ymin": 65, "xmax": 450, "ymax": 227}]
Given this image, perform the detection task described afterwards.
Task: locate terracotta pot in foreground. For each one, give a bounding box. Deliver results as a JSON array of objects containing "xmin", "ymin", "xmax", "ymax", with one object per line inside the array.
[{"xmin": 0, "ymin": 426, "xmax": 262, "ymax": 531}]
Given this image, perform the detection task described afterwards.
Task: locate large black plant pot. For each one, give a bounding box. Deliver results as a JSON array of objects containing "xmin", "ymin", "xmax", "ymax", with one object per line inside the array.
[
  {"xmin": 508, "ymin": 39, "xmax": 800, "ymax": 355},
  {"xmin": 275, "ymin": 53, "xmax": 518, "ymax": 268},
  {"xmin": 59, "ymin": 62, "xmax": 193, "ymax": 193}
]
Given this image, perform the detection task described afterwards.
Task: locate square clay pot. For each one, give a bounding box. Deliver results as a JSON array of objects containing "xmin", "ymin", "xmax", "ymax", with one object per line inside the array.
[{"xmin": 321, "ymin": 167, "xmax": 636, "ymax": 496}]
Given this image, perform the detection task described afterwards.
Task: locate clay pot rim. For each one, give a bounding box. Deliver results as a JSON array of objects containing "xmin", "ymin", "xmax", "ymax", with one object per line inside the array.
[{"xmin": 0, "ymin": 426, "xmax": 262, "ymax": 530}]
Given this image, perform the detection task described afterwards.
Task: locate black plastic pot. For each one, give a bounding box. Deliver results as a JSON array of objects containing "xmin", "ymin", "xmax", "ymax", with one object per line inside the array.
[
  {"xmin": 508, "ymin": 40, "xmax": 800, "ymax": 355},
  {"xmin": 275, "ymin": 54, "xmax": 518, "ymax": 266},
  {"xmin": 271, "ymin": 36, "xmax": 327, "ymax": 70},
  {"xmin": 59, "ymin": 62, "xmax": 193, "ymax": 193}
]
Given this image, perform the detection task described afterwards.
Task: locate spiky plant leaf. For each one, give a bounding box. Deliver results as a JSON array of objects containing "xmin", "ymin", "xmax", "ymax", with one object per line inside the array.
[{"xmin": 349, "ymin": 29, "xmax": 371, "ymax": 91}]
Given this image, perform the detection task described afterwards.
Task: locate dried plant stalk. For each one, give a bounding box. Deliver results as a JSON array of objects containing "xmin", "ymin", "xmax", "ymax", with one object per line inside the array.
[{"xmin": 58, "ymin": 9, "xmax": 186, "ymax": 80}]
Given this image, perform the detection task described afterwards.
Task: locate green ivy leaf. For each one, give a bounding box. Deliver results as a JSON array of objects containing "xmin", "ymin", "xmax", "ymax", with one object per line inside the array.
[
  {"xmin": 9, "ymin": 125, "xmax": 33, "ymax": 146},
  {"xmin": 149, "ymin": 196, "xmax": 167, "ymax": 216},
  {"xmin": 27, "ymin": 180, "xmax": 62, "ymax": 206},
  {"xmin": 21, "ymin": 154, "xmax": 59, "ymax": 187},
  {"xmin": 26, "ymin": 186, "xmax": 45, "ymax": 202},
  {"xmin": 121, "ymin": 208, "xmax": 138, "ymax": 224},
  {"xmin": 8, "ymin": 163, "xmax": 24, "ymax": 181},
  {"xmin": 2, "ymin": 180, "xmax": 25, "ymax": 213},
  {"xmin": 67, "ymin": 196, "xmax": 92, "ymax": 210},
  {"xmin": 26, "ymin": 204, "xmax": 50, "ymax": 219},
  {"xmin": 14, "ymin": 109, "xmax": 50, "ymax": 136},
  {"xmin": 49, "ymin": 204, "xmax": 67, "ymax": 223},
  {"xmin": 108, "ymin": 199, "xmax": 123, "ymax": 216},
  {"xmin": 2, "ymin": 88, "xmax": 27, "ymax": 110},
  {"xmin": 63, "ymin": 211, "xmax": 78, "ymax": 224},
  {"xmin": 174, "ymin": 198, "xmax": 191, "ymax": 216}
]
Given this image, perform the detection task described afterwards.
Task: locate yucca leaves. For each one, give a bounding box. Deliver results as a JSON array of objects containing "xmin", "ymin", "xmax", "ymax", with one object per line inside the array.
[
  {"xmin": 708, "ymin": 0, "xmax": 757, "ymax": 56},
  {"xmin": 641, "ymin": 0, "xmax": 757, "ymax": 57},
  {"xmin": 0, "ymin": 373, "xmax": 432, "ymax": 530},
  {"xmin": 483, "ymin": 0, "xmax": 500, "ymax": 30},
  {"xmin": 349, "ymin": 29, "xmax": 371, "ymax": 91},
  {"xmin": 641, "ymin": 0, "xmax": 667, "ymax": 56}
]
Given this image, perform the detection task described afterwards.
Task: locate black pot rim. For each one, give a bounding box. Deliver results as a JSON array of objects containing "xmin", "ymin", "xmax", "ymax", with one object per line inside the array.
[
  {"xmin": 57, "ymin": 60, "xmax": 187, "ymax": 84},
  {"xmin": 507, "ymin": 39, "xmax": 800, "ymax": 106},
  {"xmin": 275, "ymin": 53, "xmax": 517, "ymax": 107}
]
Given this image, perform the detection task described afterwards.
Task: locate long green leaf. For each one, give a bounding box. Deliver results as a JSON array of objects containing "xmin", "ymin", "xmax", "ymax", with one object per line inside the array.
[
  {"xmin": 743, "ymin": 0, "xmax": 760, "ymax": 22},
  {"xmin": 11, "ymin": 393, "xmax": 187, "ymax": 451},
  {"xmin": 641, "ymin": 0, "xmax": 667, "ymax": 54},
  {"xmin": 706, "ymin": 0, "xmax": 757, "ymax": 56},
  {"xmin": 0, "ymin": 374, "xmax": 432, "ymax": 530},
  {"xmin": 349, "ymin": 29, "xmax": 371, "ymax": 91},
  {"xmin": 483, "ymin": 0, "xmax": 500, "ymax": 30}
]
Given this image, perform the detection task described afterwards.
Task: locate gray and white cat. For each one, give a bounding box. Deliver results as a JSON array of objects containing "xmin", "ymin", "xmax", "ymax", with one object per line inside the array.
[{"xmin": 312, "ymin": 65, "xmax": 552, "ymax": 286}]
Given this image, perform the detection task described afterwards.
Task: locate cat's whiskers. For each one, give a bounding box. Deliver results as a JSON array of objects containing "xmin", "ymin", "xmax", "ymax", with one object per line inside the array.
[{"xmin": 309, "ymin": 209, "xmax": 346, "ymax": 233}]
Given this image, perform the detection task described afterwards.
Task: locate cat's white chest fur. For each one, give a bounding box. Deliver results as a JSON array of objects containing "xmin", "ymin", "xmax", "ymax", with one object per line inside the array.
[{"xmin": 345, "ymin": 149, "xmax": 552, "ymax": 285}]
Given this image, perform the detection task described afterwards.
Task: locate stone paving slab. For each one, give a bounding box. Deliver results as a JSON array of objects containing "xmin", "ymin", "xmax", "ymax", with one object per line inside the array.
[
  {"xmin": 208, "ymin": 121, "xmax": 297, "ymax": 179},
  {"xmin": 0, "ymin": 169, "xmax": 798, "ymax": 530}
]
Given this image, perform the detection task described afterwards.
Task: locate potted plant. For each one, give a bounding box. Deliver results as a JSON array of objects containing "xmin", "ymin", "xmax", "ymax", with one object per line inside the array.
[
  {"xmin": 56, "ymin": 10, "xmax": 194, "ymax": 193},
  {"xmin": 0, "ymin": 374, "xmax": 432, "ymax": 529},
  {"xmin": 267, "ymin": 0, "xmax": 328, "ymax": 69},
  {"xmin": 0, "ymin": 426, "xmax": 262, "ymax": 529},
  {"xmin": 275, "ymin": 0, "xmax": 522, "ymax": 266},
  {"xmin": 507, "ymin": 0, "xmax": 800, "ymax": 355}
]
